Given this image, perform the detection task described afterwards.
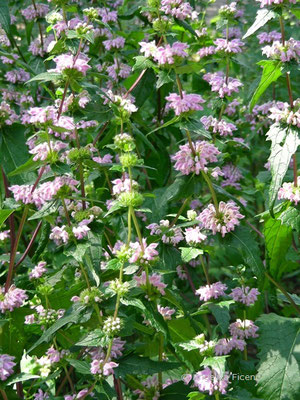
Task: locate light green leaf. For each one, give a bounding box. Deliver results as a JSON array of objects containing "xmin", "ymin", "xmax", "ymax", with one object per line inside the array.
[
  {"xmin": 156, "ymin": 70, "xmax": 173, "ymax": 89},
  {"xmin": 180, "ymin": 247, "xmax": 203, "ymax": 263},
  {"xmin": 26, "ymin": 72, "xmax": 61, "ymax": 83},
  {"xmin": 250, "ymin": 61, "xmax": 283, "ymax": 111},
  {"xmin": 28, "ymin": 200, "xmax": 59, "ymax": 220},
  {"xmin": 6, "ymin": 373, "xmax": 40, "ymax": 386},
  {"xmin": 267, "ymin": 123, "xmax": 299, "ymax": 211},
  {"xmin": 201, "ymin": 356, "xmax": 228, "ymax": 377},
  {"xmin": 75, "ymin": 329, "xmax": 106, "ymax": 347},
  {"xmin": 264, "ymin": 218, "xmax": 292, "ymax": 279},
  {"xmin": 0, "ymin": 209, "xmax": 14, "ymax": 229},
  {"xmin": 256, "ymin": 313, "xmax": 300, "ymax": 400},
  {"xmin": 243, "ymin": 8, "xmax": 276, "ymax": 39}
]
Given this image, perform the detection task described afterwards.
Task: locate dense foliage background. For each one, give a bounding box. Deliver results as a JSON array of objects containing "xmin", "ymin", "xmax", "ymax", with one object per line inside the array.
[{"xmin": 0, "ymin": 0, "xmax": 299, "ymax": 399}]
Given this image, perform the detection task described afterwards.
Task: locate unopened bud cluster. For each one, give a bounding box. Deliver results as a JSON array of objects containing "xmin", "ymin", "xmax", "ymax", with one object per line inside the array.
[
  {"xmin": 103, "ymin": 316, "xmax": 122, "ymax": 336},
  {"xmin": 114, "ymin": 133, "xmax": 136, "ymax": 152},
  {"xmin": 109, "ymin": 279, "xmax": 130, "ymax": 296}
]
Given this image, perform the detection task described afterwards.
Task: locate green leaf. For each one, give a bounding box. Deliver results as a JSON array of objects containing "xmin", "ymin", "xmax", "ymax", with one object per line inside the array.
[
  {"xmin": 174, "ymin": 18, "xmax": 199, "ymax": 37},
  {"xmin": 181, "ymin": 119, "xmax": 212, "ymax": 140},
  {"xmin": 266, "ymin": 123, "xmax": 299, "ymax": 211},
  {"xmin": 147, "ymin": 116, "xmax": 180, "ymax": 136},
  {"xmin": 243, "ymin": 8, "xmax": 276, "ymax": 39},
  {"xmin": 187, "ymin": 392, "xmax": 205, "ymax": 400},
  {"xmin": 28, "ymin": 305, "xmax": 87, "ymax": 353},
  {"xmin": 156, "ymin": 70, "xmax": 173, "ymax": 89},
  {"xmin": 28, "ymin": 200, "xmax": 59, "ymax": 220},
  {"xmin": 264, "ymin": 218, "xmax": 292, "ymax": 279},
  {"xmin": 105, "ymin": 258, "xmax": 122, "ymax": 271},
  {"xmin": 256, "ymin": 313, "xmax": 300, "ymax": 400},
  {"xmin": 180, "ymin": 247, "xmax": 203, "ymax": 263},
  {"xmin": 115, "ymin": 355, "xmax": 180, "ymax": 378},
  {"xmin": 132, "ymin": 56, "xmax": 154, "ymax": 71},
  {"xmin": 26, "ymin": 72, "xmax": 61, "ymax": 83},
  {"xmin": 0, "ymin": 209, "xmax": 14, "ymax": 229},
  {"xmin": 0, "ymin": 126, "xmax": 30, "ymax": 182},
  {"xmin": 278, "ymin": 205, "xmax": 300, "ymax": 233},
  {"xmin": 8, "ymin": 157, "xmax": 40, "ymax": 177},
  {"xmin": 67, "ymin": 359, "xmax": 92, "ymax": 375},
  {"xmin": 250, "ymin": 61, "xmax": 283, "ymax": 111},
  {"xmin": 291, "ymin": 8, "xmax": 300, "ymax": 19},
  {"xmin": 6, "ymin": 373, "xmax": 40, "ymax": 385},
  {"xmin": 0, "ymin": 3, "xmax": 12, "ymax": 44},
  {"xmin": 229, "ymin": 226, "xmax": 265, "ymax": 281},
  {"xmin": 75, "ymin": 329, "xmax": 106, "ymax": 347},
  {"xmin": 201, "ymin": 356, "xmax": 228, "ymax": 377},
  {"xmin": 208, "ymin": 300, "xmax": 234, "ymax": 334}
]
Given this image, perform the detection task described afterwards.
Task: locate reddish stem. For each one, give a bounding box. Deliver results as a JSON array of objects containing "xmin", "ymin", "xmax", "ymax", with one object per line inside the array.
[
  {"xmin": 1, "ymin": 168, "xmax": 16, "ymax": 254},
  {"xmin": 14, "ymin": 221, "xmax": 42, "ymax": 269},
  {"xmin": 124, "ymin": 69, "xmax": 147, "ymax": 99}
]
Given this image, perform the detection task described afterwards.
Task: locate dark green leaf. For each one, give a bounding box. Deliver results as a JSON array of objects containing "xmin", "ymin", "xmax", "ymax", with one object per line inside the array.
[
  {"xmin": 0, "ymin": 209, "xmax": 15, "ymax": 229},
  {"xmin": 208, "ymin": 300, "xmax": 234, "ymax": 334}
]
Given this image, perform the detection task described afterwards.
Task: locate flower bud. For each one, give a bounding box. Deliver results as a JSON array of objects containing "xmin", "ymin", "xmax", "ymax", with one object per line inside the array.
[
  {"xmin": 109, "ymin": 279, "xmax": 130, "ymax": 296},
  {"xmin": 147, "ymin": 0, "xmax": 160, "ymax": 7},
  {"xmin": 114, "ymin": 133, "xmax": 136, "ymax": 152},
  {"xmin": 187, "ymin": 210, "xmax": 197, "ymax": 221},
  {"xmin": 103, "ymin": 316, "xmax": 122, "ymax": 336},
  {"xmin": 119, "ymin": 153, "xmax": 139, "ymax": 168},
  {"xmin": 118, "ymin": 191, "xmax": 144, "ymax": 208},
  {"xmin": 83, "ymin": 7, "xmax": 99, "ymax": 20}
]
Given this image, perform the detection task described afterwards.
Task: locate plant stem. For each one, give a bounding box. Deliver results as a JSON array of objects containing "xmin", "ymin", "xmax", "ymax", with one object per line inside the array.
[
  {"xmin": 243, "ymin": 309, "xmax": 248, "ymax": 361},
  {"xmin": 200, "ymin": 255, "xmax": 210, "ymax": 285},
  {"xmin": 265, "ymin": 271, "xmax": 300, "ymax": 316},
  {"xmin": 74, "ymin": 128, "xmax": 86, "ymax": 210},
  {"xmin": 5, "ymin": 206, "xmax": 29, "ymax": 292},
  {"xmin": 79, "ymin": 262, "xmax": 91, "ymax": 290},
  {"xmin": 175, "ymin": 74, "xmax": 183, "ymax": 99},
  {"xmin": 61, "ymin": 198, "xmax": 72, "ymax": 226},
  {"xmin": 0, "ymin": 389, "xmax": 8, "ymax": 400},
  {"xmin": 14, "ymin": 221, "xmax": 42, "ymax": 268},
  {"xmin": 158, "ymin": 332, "xmax": 164, "ymax": 391},
  {"xmin": 130, "ymin": 206, "xmax": 144, "ymax": 251},
  {"xmin": 201, "ymin": 170, "xmax": 219, "ymax": 216},
  {"xmin": 169, "ymin": 197, "xmax": 190, "ymax": 228},
  {"xmin": 127, "ymin": 208, "xmax": 132, "ymax": 245},
  {"xmin": 215, "ymin": 393, "xmax": 220, "ymax": 400},
  {"xmin": 31, "ymin": 0, "xmax": 44, "ymax": 48}
]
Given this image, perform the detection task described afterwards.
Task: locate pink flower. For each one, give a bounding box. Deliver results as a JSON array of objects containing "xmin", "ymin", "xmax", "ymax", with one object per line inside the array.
[
  {"xmin": 214, "ymin": 38, "xmax": 244, "ymax": 54},
  {"xmin": 171, "ymin": 140, "xmax": 220, "ymax": 175},
  {"xmin": 157, "ymin": 305, "xmax": 175, "ymax": 320},
  {"xmin": 256, "ymin": 0, "xmax": 296, "ymax": 7},
  {"xmin": 184, "ymin": 226, "xmax": 207, "ymax": 245},
  {"xmin": 197, "ymin": 46, "xmax": 216, "ymax": 59},
  {"xmin": 230, "ymin": 286, "xmax": 260, "ymax": 305},
  {"xmin": 203, "ymin": 71, "xmax": 243, "ymax": 98},
  {"xmin": 215, "ymin": 337, "xmax": 246, "ymax": 355},
  {"xmin": 262, "ymin": 38, "xmax": 300, "ymax": 62},
  {"xmin": 176, "ymin": 265, "xmax": 187, "ymax": 280},
  {"xmin": 46, "ymin": 346, "xmax": 61, "ymax": 363},
  {"xmin": 103, "ymin": 36, "xmax": 125, "ymax": 50},
  {"xmin": 129, "ymin": 239, "xmax": 159, "ymax": 264},
  {"xmin": 72, "ymin": 224, "xmax": 90, "ymax": 240},
  {"xmin": 257, "ymin": 31, "xmax": 281, "ymax": 44},
  {"xmin": 278, "ymin": 178, "xmax": 300, "ymax": 205},
  {"xmin": 93, "ymin": 154, "xmax": 113, "ymax": 164},
  {"xmin": 49, "ymin": 226, "xmax": 69, "ymax": 245},
  {"xmin": 0, "ymin": 354, "xmax": 16, "ymax": 381},
  {"xmin": 200, "ymin": 115, "xmax": 237, "ymax": 137},
  {"xmin": 134, "ymin": 271, "xmax": 167, "ymax": 296},
  {"xmin": 0, "ymin": 285, "xmax": 28, "ymax": 313},
  {"xmin": 29, "ymin": 261, "xmax": 47, "ymax": 280},
  {"xmin": 229, "ymin": 319, "xmax": 259, "ymax": 339},
  {"xmin": 90, "ymin": 359, "xmax": 118, "ymax": 376},
  {"xmin": 166, "ymin": 92, "xmax": 205, "ymax": 115},
  {"xmin": 194, "ymin": 367, "xmax": 230, "ymax": 395},
  {"xmin": 221, "ymin": 164, "xmax": 242, "ymax": 189},
  {"xmin": 0, "ymin": 230, "xmax": 10, "ymax": 241},
  {"xmin": 21, "ymin": 4, "xmax": 49, "ymax": 20},
  {"xmin": 29, "ymin": 141, "xmax": 67, "ymax": 161},
  {"xmin": 50, "ymin": 54, "xmax": 91, "ymax": 76},
  {"xmin": 196, "ymin": 282, "xmax": 227, "ymax": 301},
  {"xmin": 197, "ymin": 201, "xmax": 244, "ymax": 237},
  {"xmin": 160, "ymin": 0, "xmax": 198, "ymax": 20}
]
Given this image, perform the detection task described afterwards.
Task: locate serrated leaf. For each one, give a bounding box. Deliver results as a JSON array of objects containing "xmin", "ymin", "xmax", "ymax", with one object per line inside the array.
[
  {"xmin": 75, "ymin": 329, "xmax": 106, "ymax": 347},
  {"xmin": 8, "ymin": 156, "xmax": 40, "ymax": 177},
  {"xmin": 28, "ymin": 200, "xmax": 59, "ymax": 220},
  {"xmin": 180, "ymin": 247, "xmax": 203, "ymax": 263},
  {"xmin": 67, "ymin": 359, "xmax": 92, "ymax": 375},
  {"xmin": 278, "ymin": 205, "xmax": 300, "ymax": 233},
  {"xmin": 229, "ymin": 226, "xmax": 265, "ymax": 281},
  {"xmin": 182, "ymin": 119, "xmax": 212, "ymax": 140},
  {"xmin": 266, "ymin": 123, "xmax": 300, "ymax": 211},
  {"xmin": 243, "ymin": 9, "xmax": 276, "ymax": 39},
  {"xmin": 256, "ymin": 313, "xmax": 300, "ymax": 400},
  {"xmin": 26, "ymin": 72, "xmax": 61, "ymax": 83},
  {"xmin": 201, "ymin": 356, "xmax": 228, "ymax": 377},
  {"xmin": 105, "ymin": 258, "xmax": 122, "ymax": 271},
  {"xmin": 115, "ymin": 355, "xmax": 180, "ymax": 378},
  {"xmin": 208, "ymin": 300, "xmax": 234, "ymax": 334},
  {"xmin": 6, "ymin": 373, "xmax": 40, "ymax": 385},
  {"xmin": 264, "ymin": 218, "xmax": 292, "ymax": 279},
  {"xmin": 156, "ymin": 70, "xmax": 173, "ymax": 89},
  {"xmin": 132, "ymin": 56, "xmax": 154, "ymax": 71},
  {"xmin": 250, "ymin": 61, "xmax": 283, "ymax": 111}
]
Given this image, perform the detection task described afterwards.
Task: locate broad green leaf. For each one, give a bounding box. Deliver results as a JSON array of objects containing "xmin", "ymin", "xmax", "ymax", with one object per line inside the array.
[
  {"xmin": 105, "ymin": 258, "xmax": 122, "ymax": 270},
  {"xmin": 256, "ymin": 313, "xmax": 300, "ymax": 400},
  {"xmin": 291, "ymin": 8, "xmax": 300, "ymax": 19},
  {"xmin": 0, "ymin": 209, "xmax": 14, "ymax": 229},
  {"xmin": 250, "ymin": 61, "xmax": 283, "ymax": 111},
  {"xmin": 181, "ymin": 119, "xmax": 212, "ymax": 140},
  {"xmin": 6, "ymin": 373, "xmax": 40, "ymax": 385},
  {"xmin": 0, "ymin": 126, "xmax": 30, "ymax": 182},
  {"xmin": 26, "ymin": 72, "xmax": 61, "ymax": 83},
  {"xmin": 156, "ymin": 70, "xmax": 173, "ymax": 89},
  {"xmin": 8, "ymin": 157, "xmax": 40, "ymax": 177},
  {"xmin": 278, "ymin": 204, "xmax": 300, "ymax": 233},
  {"xmin": 75, "ymin": 329, "xmax": 106, "ymax": 347},
  {"xmin": 208, "ymin": 300, "xmax": 234, "ymax": 334},
  {"xmin": 201, "ymin": 356, "xmax": 228, "ymax": 377},
  {"xmin": 226, "ymin": 388, "xmax": 263, "ymax": 400},
  {"xmin": 0, "ymin": 3, "xmax": 12, "ymax": 44},
  {"xmin": 174, "ymin": 18, "xmax": 199, "ymax": 37},
  {"xmin": 28, "ymin": 305, "xmax": 87, "ymax": 353},
  {"xmin": 28, "ymin": 200, "xmax": 59, "ymax": 220},
  {"xmin": 120, "ymin": 297, "xmax": 146, "ymax": 311},
  {"xmin": 180, "ymin": 247, "xmax": 203, "ymax": 263},
  {"xmin": 115, "ymin": 355, "xmax": 180, "ymax": 378},
  {"xmin": 187, "ymin": 392, "xmax": 205, "ymax": 400},
  {"xmin": 67, "ymin": 359, "xmax": 92, "ymax": 375},
  {"xmin": 160, "ymin": 382, "xmax": 193, "ymax": 399},
  {"xmin": 132, "ymin": 56, "xmax": 154, "ymax": 71},
  {"xmin": 229, "ymin": 226, "xmax": 265, "ymax": 282},
  {"xmin": 243, "ymin": 9, "xmax": 276, "ymax": 39},
  {"xmin": 147, "ymin": 116, "xmax": 180, "ymax": 136},
  {"xmin": 266, "ymin": 124, "xmax": 299, "ymax": 211},
  {"xmin": 264, "ymin": 218, "xmax": 292, "ymax": 279}
]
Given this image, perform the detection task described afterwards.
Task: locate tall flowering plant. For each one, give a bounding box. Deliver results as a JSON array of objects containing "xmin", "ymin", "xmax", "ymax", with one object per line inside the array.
[{"xmin": 0, "ymin": 0, "xmax": 299, "ymax": 399}]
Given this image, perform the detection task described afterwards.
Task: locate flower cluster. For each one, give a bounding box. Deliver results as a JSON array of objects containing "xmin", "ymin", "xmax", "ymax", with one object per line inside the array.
[{"xmin": 203, "ymin": 71, "xmax": 243, "ymax": 98}]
